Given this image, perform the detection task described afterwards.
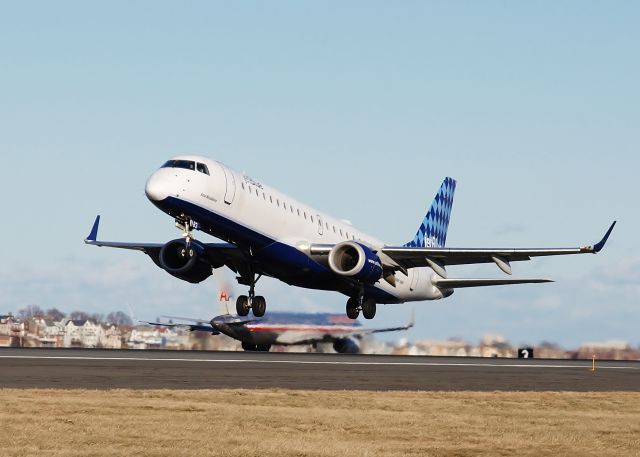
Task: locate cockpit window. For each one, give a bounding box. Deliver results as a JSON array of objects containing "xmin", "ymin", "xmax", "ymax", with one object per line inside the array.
[
  {"xmin": 162, "ymin": 160, "xmax": 196, "ymax": 170},
  {"xmin": 196, "ymin": 163, "xmax": 209, "ymax": 175}
]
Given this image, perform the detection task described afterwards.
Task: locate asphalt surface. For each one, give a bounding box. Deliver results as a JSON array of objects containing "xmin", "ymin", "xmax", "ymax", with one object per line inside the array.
[{"xmin": 1, "ymin": 348, "xmax": 638, "ymax": 391}]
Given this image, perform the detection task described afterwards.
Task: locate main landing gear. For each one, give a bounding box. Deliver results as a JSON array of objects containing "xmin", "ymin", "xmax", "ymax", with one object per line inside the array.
[
  {"xmin": 236, "ymin": 272, "xmax": 267, "ymax": 318},
  {"xmin": 346, "ymin": 296, "xmax": 377, "ymax": 320}
]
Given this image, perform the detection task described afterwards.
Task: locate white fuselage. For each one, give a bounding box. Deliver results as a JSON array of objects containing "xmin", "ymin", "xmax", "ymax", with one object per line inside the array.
[{"xmin": 145, "ymin": 155, "xmax": 448, "ymax": 304}]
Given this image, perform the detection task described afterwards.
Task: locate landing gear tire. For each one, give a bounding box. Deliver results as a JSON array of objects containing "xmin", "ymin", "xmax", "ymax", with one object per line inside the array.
[
  {"xmin": 361, "ymin": 298, "xmax": 377, "ymax": 320},
  {"xmin": 252, "ymin": 296, "xmax": 267, "ymax": 317},
  {"xmin": 241, "ymin": 341, "xmax": 255, "ymax": 351},
  {"xmin": 241, "ymin": 342, "xmax": 270, "ymax": 352},
  {"xmin": 236, "ymin": 295, "xmax": 250, "ymax": 317},
  {"xmin": 346, "ymin": 297, "xmax": 360, "ymax": 319}
]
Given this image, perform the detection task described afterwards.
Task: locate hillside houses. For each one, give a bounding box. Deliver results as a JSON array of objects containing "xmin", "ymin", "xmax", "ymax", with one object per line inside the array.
[
  {"xmin": 64, "ymin": 320, "xmax": 104, "ymax": 348},
  {"xmin": 0, "ymin": 314, "xmax": 27, "ymax": 347},
  {"xmin": 0, "ymin": 315, "xmax": 186, "ymax": 349}
]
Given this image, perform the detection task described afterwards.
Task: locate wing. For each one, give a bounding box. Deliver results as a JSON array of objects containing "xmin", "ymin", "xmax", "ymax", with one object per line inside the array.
[
  {"xmin": 354, "ymin": 310, "xmax": 415, "ymax": 336},
  {"xmin": 381, "ymin": 221, "xmax": 616, "ymax": 275},
  {"xmin": 84, "ymin": 215, "xmax": 245, "ymax": 273},
  {"xmin": 275, "ymin": 313, "xmax": 415, "ymax": 345},
  {"xmin": 144, "ymin": 321, "xmax": 221, "ymax": 334}
]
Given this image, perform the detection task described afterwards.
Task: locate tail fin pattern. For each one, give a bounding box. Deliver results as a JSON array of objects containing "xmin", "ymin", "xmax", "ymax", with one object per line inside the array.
[{"xmin": 405, "ymin": 177, "xmax": 456, "ymax": 248}]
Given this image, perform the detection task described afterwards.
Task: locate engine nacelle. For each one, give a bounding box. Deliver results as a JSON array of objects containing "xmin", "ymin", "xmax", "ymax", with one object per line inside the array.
[
  {"xmin": 158, "ymin": 239, "xmax": 212, "ymax": 284},
  {"xmin": 333, "ymin": 337, "xmax": 360, "ymax": 354},
  {"xmin": 328, "ymin": 241, "xmax": 383, "ymax": 283}
]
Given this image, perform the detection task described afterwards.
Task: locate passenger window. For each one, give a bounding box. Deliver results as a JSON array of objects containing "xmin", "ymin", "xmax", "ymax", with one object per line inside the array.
[
  {"xmin": 256, "ymin": 189, "xmax": 259, "ymax": 197},
  {"xmin": 333, "ymin": 226, "xmax": 336, "ymax": 233},
  {"xmin": 270, "ymin": 196, "xmax": 273, "ymax": 203},
  {"xmin": 311, "ymin": 215, "xmax": 314, "ymax": 223},
  {"xmin": 297, "ymin": 209, "xmax": 300, "ymax": 216},
  {"xmin": 196, "ymin": 163, "xmax": 209, "ymax": 175},
  {"xmin": 283, "ymin": 202, "xmax": 287, "ymax": 210},
  {"xmin": 304, "ymin": 212, "xmax": 307, "ymax": 220}
]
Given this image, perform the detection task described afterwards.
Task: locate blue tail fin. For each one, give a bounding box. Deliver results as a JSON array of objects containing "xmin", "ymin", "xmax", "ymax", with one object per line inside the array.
[{"xmin": 405, "ymin": 177, "xmax": 456, "ymax": 248}]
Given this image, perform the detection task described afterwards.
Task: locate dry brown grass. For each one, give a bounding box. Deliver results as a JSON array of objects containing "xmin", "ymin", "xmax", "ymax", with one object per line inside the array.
[{"xmin": 0, "ymin": 389, "xmax": 639, "ymax": 457}]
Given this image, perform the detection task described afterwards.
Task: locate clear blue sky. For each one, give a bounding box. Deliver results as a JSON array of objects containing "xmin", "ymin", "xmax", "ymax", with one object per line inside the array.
[{"xmin": 1, "ymin": 2, "xmax": 638, "ymax": 347}]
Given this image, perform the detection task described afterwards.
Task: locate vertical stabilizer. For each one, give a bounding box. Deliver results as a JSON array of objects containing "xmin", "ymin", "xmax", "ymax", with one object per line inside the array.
[{"xmin": 405, "ymin": 177, "xmax": 456, "ymax": 248}]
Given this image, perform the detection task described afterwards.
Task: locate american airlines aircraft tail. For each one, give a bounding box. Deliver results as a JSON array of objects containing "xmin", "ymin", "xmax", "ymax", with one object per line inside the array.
[{"xmin": 85, "ymin": 155, "xmax": 615, "ymax": 321}]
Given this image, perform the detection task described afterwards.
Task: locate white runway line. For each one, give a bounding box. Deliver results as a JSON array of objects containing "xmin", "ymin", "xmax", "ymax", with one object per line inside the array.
[{"xmin": 1, "ymin": 355, "xmax": 639, "ymax": 370}]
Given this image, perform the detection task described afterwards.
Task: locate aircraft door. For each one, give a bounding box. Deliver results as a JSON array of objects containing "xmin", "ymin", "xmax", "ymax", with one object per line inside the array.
[
  {"xmin": 222, "ymin": 166, "xmax": 236, "ymax": 204},
  {"xmin": 317, "ymin": 214, "xmax": 324, "ymax": 235},
  {"xmin": 409, "ymin": 268, "xmax": 419, "ymax": 291}
]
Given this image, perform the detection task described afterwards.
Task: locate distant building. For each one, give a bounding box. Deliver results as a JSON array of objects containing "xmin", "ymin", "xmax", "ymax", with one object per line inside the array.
[
  {"xmin": 127, "ymin": 326, "xmax": 189, "ymax": 350},
  {"xmin": 411, "ymin": 338, "xmax": 471, "ymax": 357},
  {"xmin": 532, "ymin": 342, "xmax": 568, "ymax": 359},
  {"xmin": 64, "ymin": 320, "xmax": 103, "ymax": 348},
  {"xmin": 100, "ymin": 324, "xmax": 123, "ymax": 349},
  {"xmin": 477, "ymin": 334, "xmax": 514, "ymax": 358},
  {"xmin": 33, "ymin": 318, "xmax": 66, "ymax": 348},
  {"xmin": 576, "ymin": 341, "xmax": 638, "ymax": 361},
  {"xmin": 0, "ymin": 314, "xmax": 27, "ymax": 347}
]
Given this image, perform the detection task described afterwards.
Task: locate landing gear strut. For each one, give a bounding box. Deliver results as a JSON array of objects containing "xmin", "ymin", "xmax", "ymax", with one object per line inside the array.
[
  {"xmin": 236, "ymin": 271, "xmax": 267, "ymax": 317},
  {"xmin": 176, "ymin": 217, "xmax": 194, "ymax": 248}
]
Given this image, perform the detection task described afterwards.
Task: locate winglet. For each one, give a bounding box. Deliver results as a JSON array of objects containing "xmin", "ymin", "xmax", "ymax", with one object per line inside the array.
[
  {"xmin": 408, "ymin": 307, "xmax": 415, "ymax": 329},
  {"xmin": 592, "ymin": 221, "xmax": 616, "ymax": 253},
  {"xmin": 85, "ymin": 215, "xmax": 101, "ymax": 243}
]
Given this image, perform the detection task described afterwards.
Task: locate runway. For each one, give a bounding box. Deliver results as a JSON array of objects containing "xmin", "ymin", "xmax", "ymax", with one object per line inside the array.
[{"xmin": 1, "ymin": 348, "xmax": 638, "ymax": 391}]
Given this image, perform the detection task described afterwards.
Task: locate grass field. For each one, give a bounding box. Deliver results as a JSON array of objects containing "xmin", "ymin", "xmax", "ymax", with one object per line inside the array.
[{"xmin": 1, "ymin": 389, "xmax": 639, "ymax": 457}]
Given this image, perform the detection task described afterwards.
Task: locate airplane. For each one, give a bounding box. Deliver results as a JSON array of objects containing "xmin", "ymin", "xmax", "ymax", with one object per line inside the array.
[
  {"xmin": 85, "ymin": 155, "xmax": 615, "ymax": 320},
  {"xmin": 144, "ymin": 269, "xmax": 413, "ymax": 353},
  {"xmin": 149, "ymin": 311, "xmax": 414, "ymax": 353}
]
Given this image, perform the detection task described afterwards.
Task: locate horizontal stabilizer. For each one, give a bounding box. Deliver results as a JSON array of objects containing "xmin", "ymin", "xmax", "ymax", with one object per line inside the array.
[{"xmin": 433, "ymin": 278, "xmax": 553, "ymax": 288}]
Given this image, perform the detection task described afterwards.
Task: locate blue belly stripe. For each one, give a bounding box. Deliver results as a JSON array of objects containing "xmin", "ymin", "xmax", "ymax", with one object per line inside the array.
[{"xmin": 153, "ymin": 196, "xmax": 400, "ymax": 303}]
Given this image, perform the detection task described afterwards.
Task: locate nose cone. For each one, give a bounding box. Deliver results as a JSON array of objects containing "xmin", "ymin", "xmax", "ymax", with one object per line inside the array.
[{"xmin": 145, "ymin": 172, "xmax": 168, "ymax": 202}]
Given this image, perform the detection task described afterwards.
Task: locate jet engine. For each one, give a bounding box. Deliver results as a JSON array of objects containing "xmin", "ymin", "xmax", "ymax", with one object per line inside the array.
[
  {"xmin": 328, "ymin": 241, "xmax": 383, "ymax": 283},
  {"xmin": 333, "ymin": 337, "xmax": 360, "ymax": 354},
  {"xmin": 158, "ymin": 239, "xmax": 212, "ymax": 284}
]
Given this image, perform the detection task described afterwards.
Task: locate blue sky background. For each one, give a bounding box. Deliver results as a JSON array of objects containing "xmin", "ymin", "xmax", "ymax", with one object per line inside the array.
[{"xmin": 0, "ymin": 2, "xmax": 638, "ymax": 347}]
